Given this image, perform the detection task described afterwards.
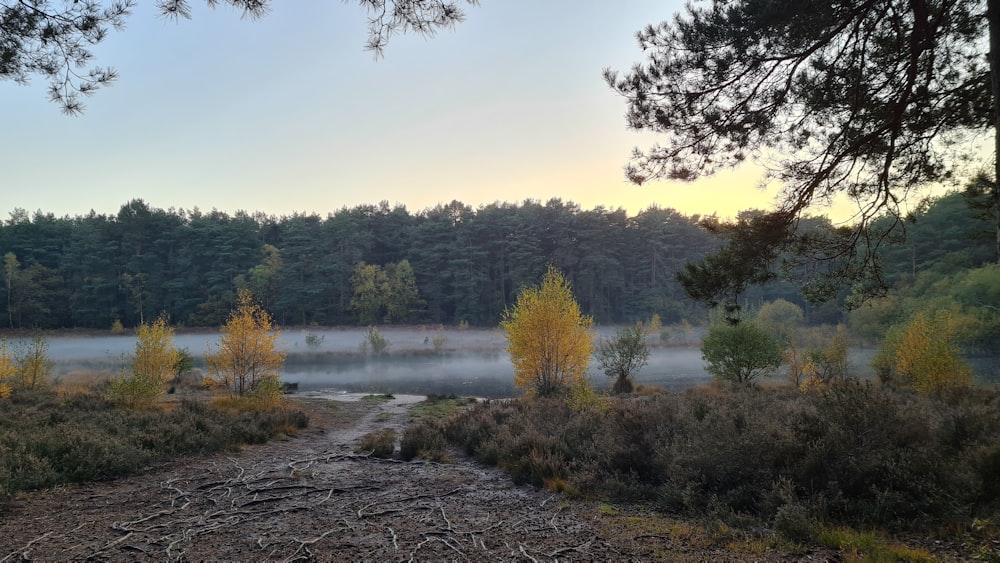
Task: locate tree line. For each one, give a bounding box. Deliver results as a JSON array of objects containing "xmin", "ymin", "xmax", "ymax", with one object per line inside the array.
[
  {"xmin": 0, "ymin": 198, "xmax": 731, "ymax": 329},
  {"xmin": 3, "ymin": 191, "xmax": 995, "ymax": 331}
]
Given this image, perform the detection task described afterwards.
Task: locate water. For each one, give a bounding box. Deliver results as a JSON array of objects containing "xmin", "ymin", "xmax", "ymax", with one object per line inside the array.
[
  {"xmin": 30, "ymin": 327, "xmax": 709, "ymax": 397},
  {"xmin": 21, "ymin": 327, "xmax": 996, "ymax": 397}
]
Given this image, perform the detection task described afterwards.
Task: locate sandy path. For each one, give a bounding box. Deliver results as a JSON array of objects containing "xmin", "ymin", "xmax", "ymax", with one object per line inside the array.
[{"xmin": 0, "ymin": 397, "xmax": 626, "ymax": 562}]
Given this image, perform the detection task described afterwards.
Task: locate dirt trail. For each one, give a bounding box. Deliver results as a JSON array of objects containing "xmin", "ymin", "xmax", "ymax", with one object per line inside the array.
[{"xmin": 0, "ymin": 397, "xmax": 631, "ymax": 562}]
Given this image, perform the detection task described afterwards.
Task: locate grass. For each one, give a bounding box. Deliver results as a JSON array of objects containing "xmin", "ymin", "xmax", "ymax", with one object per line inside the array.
[
  {"xmin": 409, "ymin": 394, "xmax": 477, "ymax": 422},
  {"xmin": 596, "ymin": 505, "xmax": 799, "ymax": 561},
  {"xmin": 360, "ymin": 393, "xmax": 395, "ymax": 404},
  {"xmin": 814, "ymin": 526, "xmax": 936, "ymax": 562}
]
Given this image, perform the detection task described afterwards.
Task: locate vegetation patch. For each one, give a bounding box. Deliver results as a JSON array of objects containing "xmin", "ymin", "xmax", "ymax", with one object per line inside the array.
[
  {"xmin": 433, "ymin": 382, "xmax": 1000, "ymax": 535},
  {"xmin": 597, "ymin": 506, "xmax": 800, "ymax": 561},
  {"xmin": 0, "ymin": 387, "xmax": 308, "ymax": 511},
  {"xmin": 360, "ymin": 393, "xmax": 395, "ymax": 404},
  {"xmin": 355, "ymin": 428, "xmax": 396, "ymax": 458},
  {"xmin": 814, "ymin": 526, "xmax": 936, "ymax": 563},
  {"xmin": 400, "ymin": 419, "xmax": 449, "ymax": 462},
  {"xmin": 408, "ymin": 394, "xmax": 476, "ymax": 422}
]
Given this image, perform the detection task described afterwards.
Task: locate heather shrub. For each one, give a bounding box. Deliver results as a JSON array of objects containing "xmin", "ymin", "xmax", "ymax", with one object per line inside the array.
[
  {"xmin": 0, "ymin": 387, "xmax": 308, "ymax": 511},
  {"xmin": 356, "ymin": 428, "xmax": 396, "ymax": 458},
  {"xmin": 435, "ymin": 380, "xmax": 1000, "ymax": 531},
  {"xmin": 400, "ymin": 419, "xmax": 447, "ymax": 461},
  {"xmin": 444, "ymin": 399, "xmax": 517, "ymax": 457}
]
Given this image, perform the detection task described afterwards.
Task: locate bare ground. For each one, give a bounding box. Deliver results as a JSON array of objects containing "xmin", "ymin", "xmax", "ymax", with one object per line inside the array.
[{"xmin": 0, "ymin": 396, "xmax": 869, "ymax": 561}]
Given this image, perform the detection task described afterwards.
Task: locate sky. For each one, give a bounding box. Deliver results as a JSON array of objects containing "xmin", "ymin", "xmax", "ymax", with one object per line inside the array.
[{"xmin": 0, "ymin": 1, "xmax": 927, "ymax": 223}]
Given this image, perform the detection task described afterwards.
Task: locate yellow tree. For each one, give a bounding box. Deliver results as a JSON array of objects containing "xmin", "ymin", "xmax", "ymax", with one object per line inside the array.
[
  {"xmin": 109, "ymin": 315, "xmax": 179, "ymax": 408},
  {"xmin": 501, "ymin": 266, "xmax": 594, "ymax": 397},
  {"xmin": 132, "ymin": 316, "xmax": 179, "ymax": 386},
  {"xmin": 12, "ymin": 333, "xmax": 53, "ymax": 389},
  {"xmin": 892, "ymin": 310, "xmax": 973, "ymax": 393},
  {"xmin": 0, "ymin": 341, "xmax": 15, "ymax": 399},
  {"xmin": 206, "ymin": 290, "xmax": 286, "ymax": 401}
]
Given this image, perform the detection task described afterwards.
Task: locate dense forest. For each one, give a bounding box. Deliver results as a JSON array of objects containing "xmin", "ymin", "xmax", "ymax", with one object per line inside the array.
[{"xmin": 0, "ymin": 194, "xmax": 995, "ymax": 331}]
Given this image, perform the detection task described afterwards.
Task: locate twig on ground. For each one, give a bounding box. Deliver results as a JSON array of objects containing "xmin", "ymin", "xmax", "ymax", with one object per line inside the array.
[
  {"xmin": 283, "ymin": 527, "xmax": 339, "ymax": 562},
  {"xmin": 387, "ymin": 527, "xmax": 399, "ymax": 552},
  {"xmin": 2, "ymin": 530, "xmax": 53, "ymax": 562}
]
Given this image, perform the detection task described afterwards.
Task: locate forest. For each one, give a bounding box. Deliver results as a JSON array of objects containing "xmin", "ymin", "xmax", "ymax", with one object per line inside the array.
[{"xmin": 1, "ymin": 192, "xmax": 996, "ymax": 337}]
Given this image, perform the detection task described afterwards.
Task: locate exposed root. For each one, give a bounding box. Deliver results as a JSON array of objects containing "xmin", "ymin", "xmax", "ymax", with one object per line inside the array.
[{"xmin": 0, "ymin": 399, "xmax": 617, "ymax": 561}]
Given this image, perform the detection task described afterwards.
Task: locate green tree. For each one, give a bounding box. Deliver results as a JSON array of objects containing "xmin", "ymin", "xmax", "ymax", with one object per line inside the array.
[
  {"xmin": 677, "ymin": 211, "xmax": 792, "ymax": 320},
  {"xmin": 609, "ymin": 0, "xmax": 997, "ymax": 302},
  {"xmin": 757, "ymin": 299, "xmax": 808, "ymax": 385},
  {"xmin": 962, "ymin": 172, "xmax": 1000, "ymax": 264},
  {"xmin": 595, "ymin": 324, "xmax": 649, "ymax": 394},
  {"xmin": 3, "ymin": 0, "xmax": 477, "ymax": 114},
  {"xmin": 701, "ymin": 319, "xmax": 783, "ymax": 386},
  {"xmin": 350, "ymin": 262, "xmax": 390, "ymax": 325},
  {"xmin": 121, "ymin": 272, "xmax": 149, "ymax": 326},
  {"xmin": 1, "ymin": 252, "xmax": 67, "ymax": 329},
  {"xmin": 756, "ymin": 299, "xmax": 805, "ymax": 339},
  {"xmin": 501, "ymin": 266, "xmax": 594, "ymax": 397},
  {"xmin": 349, "ymin": 260, "xmax": 424, "ymax": 324},
  {"xmin": 236, "ymin": 244, "xmax": 283, "ymax": 311},
  {"xmin": 3, "ymin": 252, "xmax": 17, "ymax": 329},
  {"xmin": 385, "ymin": 260, "xmax": 423, "ymax": 322}
]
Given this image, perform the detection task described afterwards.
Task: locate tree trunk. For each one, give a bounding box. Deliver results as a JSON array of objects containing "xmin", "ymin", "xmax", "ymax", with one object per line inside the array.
[{"xmin": 990, "ymin": 0, "xmax": 1000, "ymax": 264}]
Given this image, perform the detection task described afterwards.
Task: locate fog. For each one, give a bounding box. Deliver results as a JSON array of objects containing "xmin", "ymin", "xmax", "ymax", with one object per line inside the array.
[{"xmin": 21, "ymin": 326, "xmax": 967, "ymax": 398}]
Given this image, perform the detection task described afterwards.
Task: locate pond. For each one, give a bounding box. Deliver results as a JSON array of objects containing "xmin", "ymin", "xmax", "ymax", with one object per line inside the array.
[{"xmin": 23, "ymin": 327, "xmax": 995, "ymax": 398}]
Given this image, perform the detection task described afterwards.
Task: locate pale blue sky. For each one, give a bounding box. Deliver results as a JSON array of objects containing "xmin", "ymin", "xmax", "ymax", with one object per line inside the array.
[{"xmin": 2, "ymin": 1, "xmax": 867, "ymax": 221}]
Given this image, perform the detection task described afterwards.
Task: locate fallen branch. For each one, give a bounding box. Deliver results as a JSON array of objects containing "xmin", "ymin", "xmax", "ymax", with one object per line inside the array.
[
  {"xmin": 2, "ymin": 530, "xmax": 53, "ymax": 562},
  {"xmin": 282, "ymin": 527, "xmax": 339, "ymax": 562},
  {"xmin": 547, "ymin": 540, "xmax": 592, "ymax": 558},
  {"xmin": 426, "ymin": 535, "xmax": 464, "ymax": 557},
  {"xmin": 387, "ymin": 527, "xmax": 399, "ymax": 552}
]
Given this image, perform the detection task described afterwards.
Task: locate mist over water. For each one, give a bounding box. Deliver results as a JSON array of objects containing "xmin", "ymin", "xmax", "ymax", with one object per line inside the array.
[
  {"xmin": 34, "ymin": 327, "xmax": 713, "ymax": 396},
  {"xmin": 26, "ymin": 327, "xmax": 995, "ymax": 398}
]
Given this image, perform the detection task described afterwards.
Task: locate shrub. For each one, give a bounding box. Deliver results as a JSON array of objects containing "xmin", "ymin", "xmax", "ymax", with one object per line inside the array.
[
  {"xmin": 803, "ymin": 324, "xmax": 849, "ymax": 384},
  {"xmin": 109, "ymin": 316, "xmax": 180, "ymax": 409},
  {"xmin": 0, "ymin": 388, "xmax": 308, "ymax": 510},
  {"xmin": 0, "ymin": 341, "xmax": 14, "ymax": 399},
  {"xmin": 400, "ymin": 419, "xmax": 447, "ymax": 462},
  {"xmin": 12, "ymin": 333, "xmax": 52, "ymax": 390},
  {"xmin": 360, "ymin": 326, "xmax": 390, "ymax": 356},
  {"xmin": 596, "ymin": 324, "xmax": 650, "ymax": 394},
  {"xmin": 432, "ymin": 382, "xmax": 1000, "ymax": 531},
  {"xmin": 355, "ymin": 428, "xmax": 396, "ymax": 458},
  {"xmin": 304, "ymin": 332, "xmax": 325, "ymax": 349},
  {"xmin": 431, "ymin": 334, "xmax": 446, "ymax": 351},
  {"xmin": 700, "ymin": 320, "xmax": 782, "ymax": 385}
]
